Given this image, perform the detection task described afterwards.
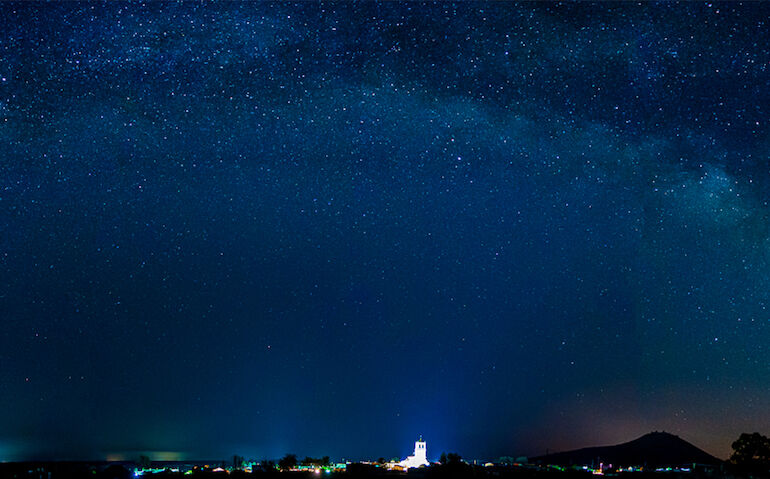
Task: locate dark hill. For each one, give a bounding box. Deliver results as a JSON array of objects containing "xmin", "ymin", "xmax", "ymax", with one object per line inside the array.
[{"xmin": 532, "ymin": 432, "xmax": 722, "ymax": 468}]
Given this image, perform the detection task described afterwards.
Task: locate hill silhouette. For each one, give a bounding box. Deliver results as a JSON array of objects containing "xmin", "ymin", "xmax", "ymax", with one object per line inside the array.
[{"xmin": 532, "ymin": 431, "xmax": 722, "ymax": 468}]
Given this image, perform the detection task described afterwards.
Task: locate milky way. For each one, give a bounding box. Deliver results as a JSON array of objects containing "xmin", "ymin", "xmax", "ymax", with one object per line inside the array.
[{"xmin": 2, "ymin": 2, "xmax": 770, "ymax": 462}]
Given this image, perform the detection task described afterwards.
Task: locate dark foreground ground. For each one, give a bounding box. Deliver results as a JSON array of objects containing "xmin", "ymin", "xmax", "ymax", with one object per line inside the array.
[{"xmin": 0, "ymin": 462, "xmax": 747, "ymax": 479}]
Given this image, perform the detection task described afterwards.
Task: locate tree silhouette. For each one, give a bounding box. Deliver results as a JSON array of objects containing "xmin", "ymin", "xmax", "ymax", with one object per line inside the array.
[
  {"xmin": 299, "ymin": 456, "xmax": 330, "ymax": 467},
  {"xmin": 279, "ymin": 454, "xmax": 298, "ymax": 470},
  {"xmin": 429, "ymin": 451, "xmax": 470, "ymax": 479},
  {"xmin": 99, "ymin": 464, "xmax": 130, "ymax": 479},
  {"xmin": 731, "ymin": 432, "xmax": 770, "ymax": 468}
]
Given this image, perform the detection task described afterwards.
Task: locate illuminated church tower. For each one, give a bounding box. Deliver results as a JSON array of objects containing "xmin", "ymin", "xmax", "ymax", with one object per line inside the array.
[{"xmin": 400, "ymin": 436, "xmax": 429, "ymax": 469}]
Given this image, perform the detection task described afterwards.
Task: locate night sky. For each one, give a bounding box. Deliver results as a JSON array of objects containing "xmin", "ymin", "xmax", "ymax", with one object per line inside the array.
[{"xmin": 3, "ymin": 1, "xmax": 770, "ymax": 463}]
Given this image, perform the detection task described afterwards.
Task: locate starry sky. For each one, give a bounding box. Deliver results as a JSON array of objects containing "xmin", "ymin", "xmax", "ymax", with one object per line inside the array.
[{"xmin": 2, "ymin": 1, "xmax": 770, "ymax": 463}]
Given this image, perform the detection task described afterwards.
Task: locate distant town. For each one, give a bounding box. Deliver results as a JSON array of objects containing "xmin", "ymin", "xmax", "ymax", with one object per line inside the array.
[{"xmin": 5, "ymin": 431, "xmax": 770, "ymax": 479}]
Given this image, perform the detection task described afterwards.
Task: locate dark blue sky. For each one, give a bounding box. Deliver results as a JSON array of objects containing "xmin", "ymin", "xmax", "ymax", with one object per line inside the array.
[{"xmin": 2, "ymin": 1, "xmax": 770, "ymax": 463}]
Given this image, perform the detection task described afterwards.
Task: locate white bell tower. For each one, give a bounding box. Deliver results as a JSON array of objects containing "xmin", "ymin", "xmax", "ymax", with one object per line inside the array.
[
  {"xmin": 399, "ymin": 436, "xmax": 429, "ymax": 469},
  {"xmin": 413, "ymin": 437, "xmax": 427, "ymax": 464}
]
